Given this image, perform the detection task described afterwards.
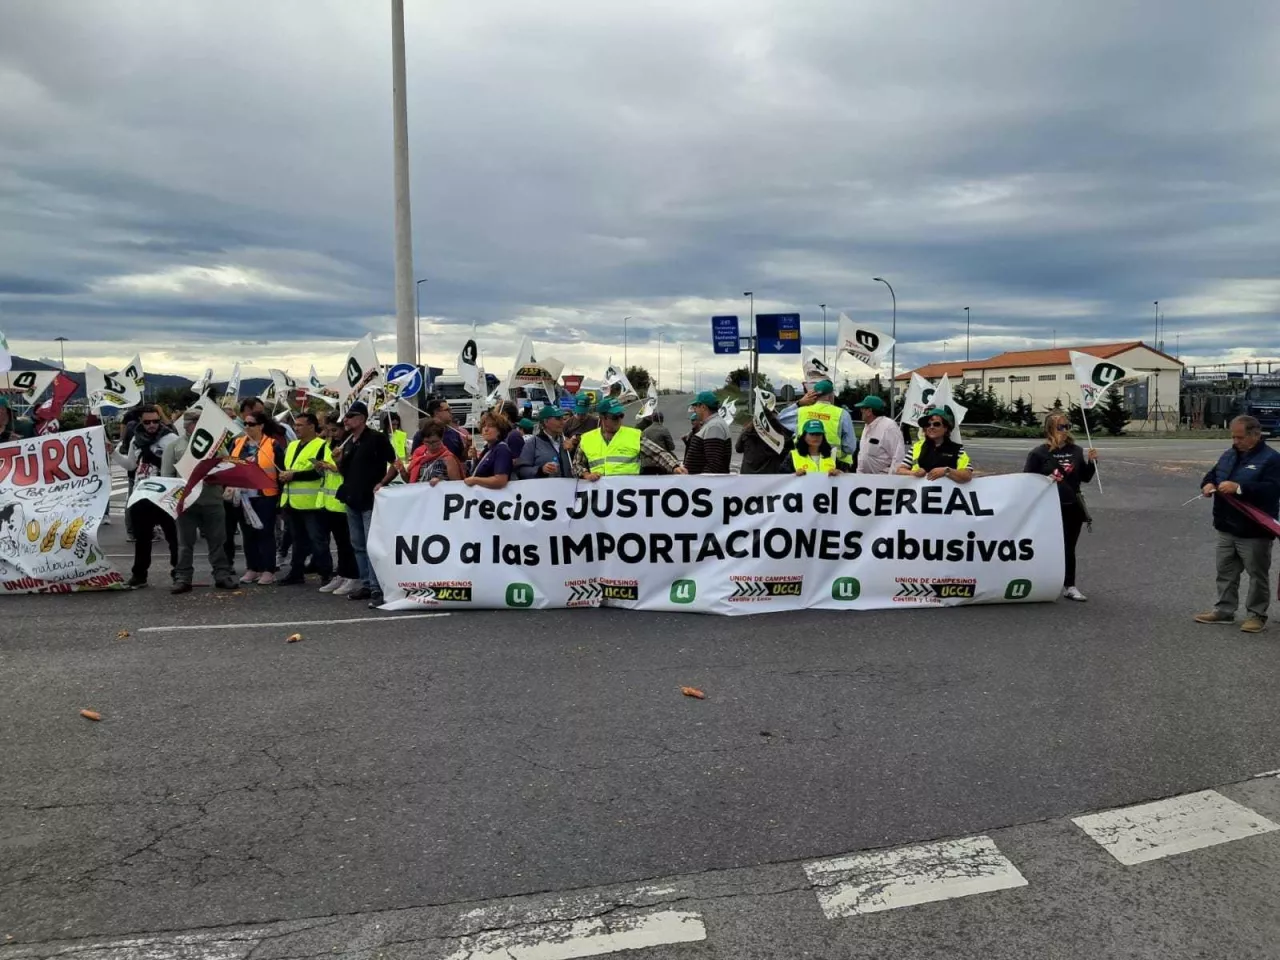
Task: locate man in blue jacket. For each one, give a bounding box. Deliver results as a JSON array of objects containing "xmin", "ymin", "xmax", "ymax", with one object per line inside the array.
[{"xmin": 1194, "ymin": 416, "xmax": 1280, "ymax": 633}]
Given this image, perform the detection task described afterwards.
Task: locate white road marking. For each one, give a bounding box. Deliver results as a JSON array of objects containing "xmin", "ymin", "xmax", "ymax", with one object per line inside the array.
[
  {"xmin": 0, "ymin": 927, "xmax": 276, "ymax": 960},
  {"xmin": 1072, "ymin": 789, "xmax": 1280, "ymax": 865},
  {"xmin": 442, "ymin": 909, "xmax": 705, "ymax": 960},
  {"xmin": 803, "ymin": 835, "xmax": 1028, "ymax": 919},
  {"xmin": 136, "ymin": 613, "xmax": 452, "ymax": 633}
]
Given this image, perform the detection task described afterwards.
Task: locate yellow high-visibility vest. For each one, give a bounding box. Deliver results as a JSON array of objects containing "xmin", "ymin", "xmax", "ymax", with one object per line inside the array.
[
  {"xmin": 319, "ymin": 447, "xmax": 346, "ymax": 514},
  {"xmin": 391, "ymin": 429, "xmax": 408, "ymax": 461},
  {"xmin": 797, "ymin": 403, "xmax": 849, "ymax": 463},
  {"xmin": 281, "ymin": 437, "xmax": 328, "ymax": 509},
  {"xmin": 791, "ymin": 449, "xmax": 836, "ymax": 475},
  {"xmin": 579, "ymin": 426, "xmax": 642, "ymax": 475}
]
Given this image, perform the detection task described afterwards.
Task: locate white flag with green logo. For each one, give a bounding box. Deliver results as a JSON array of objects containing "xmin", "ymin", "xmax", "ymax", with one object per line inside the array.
[
  {"xmin": 1070, "ymin": 351, "xmax": 1137, "ymax": 409},
  {"xmin": 0, "ymin": 330, "xmax": 11, "ymax": 373},
  {"xmin": 191, "ymin": 367, "xmax": 213, "ymax": 396}
]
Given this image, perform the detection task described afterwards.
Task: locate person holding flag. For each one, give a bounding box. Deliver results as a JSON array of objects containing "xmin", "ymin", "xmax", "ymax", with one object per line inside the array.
[
  {"xmin": 1194, "ymin": 416, "xmax": 1280, "ymax": 633},
  {"xmin": 1024, "ymin": 411, "xmax": 1098, "ymax": 601},
  {"xmin": 162, "ymin": 409, "xmax": 237, "ymax": 593},
  {"xmin": 776, "ymin": 379, "xmax": 857, "ymax": 470},
  {"xmin": 227, "ymin": 412, "xmax": 284, "ymax": 585},
  {"xmin": 277, "ymin": 412, "xmax": 333, "ymax": 587},
  {"xmin": 113, "ymin": 405, "xmax": 179, "ymax": 588}
]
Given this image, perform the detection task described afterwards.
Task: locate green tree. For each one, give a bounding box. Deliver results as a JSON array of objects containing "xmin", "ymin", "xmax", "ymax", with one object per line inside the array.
[
  {"xmin": 1067, "ymin": 400, "xmax": 1102, "ymax": 436},
  {"xmin": 724, "ymin": 367, "xmax": 773, "ymax": 393},
  {"xmin": 1098, "ymin": 389, "xmax": 1131, "ymax": 436},
  {"xmin": 154, "ymin": 386, "xmax": 197, "ymax": 412},
  {"xmin": 1011, "ymin": 396, "xmax": 1037, "ymax": 427},
  {"xmin": 624, "ymin": 365, "xmax": 652, "ymax": 395}
]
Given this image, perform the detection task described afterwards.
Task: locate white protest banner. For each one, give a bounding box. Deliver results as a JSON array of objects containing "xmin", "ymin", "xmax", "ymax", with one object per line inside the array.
[
  {"xmin": 899, "ymin": 372, "xmax": 937, "ymax": 425},
  {"xmin": 176, "ymin": 396, "xmax": 244, "ymax": 479},
  {"xmin": 1070, "ymin": 351, "xmax": 1138, "ymax": 409},
  {"xmin": 0, "ymin": 427, "xmax": 124, "ymax": 594},
  {"xmin": 834, "ymin": 314, "xmax": 895, "ymax": 371},
  {"xmin": 718, "ymin": 397, "xmax": 738, "ymax": 424},
  {"xmin": 368, "ymin": 474, "xmax": 1064, "ymax": 615},
  {"xmin": 270, "ymin": 368, "xmax": 298, "ymax": 394},
  {"xmin": 191, "ymin": 367, "xmax": 213, "ymax": 396},
  {"xmin": 5, "ymin": 370, "xmax": 57, "ymax": 408},
  {"xmin": 122, "ymin": 354, "xmax": 145, "ymax": 395},
  {"xmin": 127, "ymin": 475, "xmax": 196, "ymax": 520},
  {"xmin": 0, "ymin": 330, "xmax": 10, "ymax": 373},
  {"xmin": 340, "ymin": 334, "xmax": 382, "ymax": 400},
  {"xmin": 802, "ymin": 347, "xmax": 832, "ymax": 386},
  {"xmin": 308, "ymin": 365, "xmax": 325, "ymax": 391},
  {"xmin": 224, "ymin": 363, "xmax": 242, "ymax": 403},
  {"xmin": 752, "ymin": 388, "xmax": 787, "ymax": 453},
  {"xmin": 458, "ymin": 339, "xmax": 483, "ymax": 395},
  {"xmin": 508, "ymin": 338, "xmax": 563, "ymax": 391},
  {"xmin": 930, "ymin": 375, "xmax": 968, "ymax": 443},
  {"xmin": 601, "ymin": 364, "xmax": 639, "ymax": 404},
  {"xmin": 85, "ymin": 362, "xmax": 141, "ymax": 410},
  {"xmin": 639, "ymin": 384, "xmax": 658, "ymax": 420}
]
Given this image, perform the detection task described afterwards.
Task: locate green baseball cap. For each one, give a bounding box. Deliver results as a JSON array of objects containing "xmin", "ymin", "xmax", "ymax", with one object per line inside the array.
[
  {"xmin": 802, "ymin": 420, "xmax": 826, "ymax": 435},
  {"xmin": 918, "ymin": 407, "xmax": 955, "ymax": 428},
  {"xmin": 537, "ymin": 406, "xmax": 564, "ymax": 422},
  {"xmin": 691, "ymin": 390, "xmax": 719, "ymax": 409},
  {"xmin": 574, "ymin": 393, "xmax": 591, "ymax": 413},
  {"xmin": 812, "ymin": 379, "xmax": 834, "ymax": 395},
  {"xmin": 518, "ymin": 417, "xmax": 536, "ymax": 431},
  {"xmin": 854, "ymin": 395, "xmax": 885, "ymax": 411},
  {"xmin": 596, "ymin": 398, "xmax": 626, "ymax": 417}
]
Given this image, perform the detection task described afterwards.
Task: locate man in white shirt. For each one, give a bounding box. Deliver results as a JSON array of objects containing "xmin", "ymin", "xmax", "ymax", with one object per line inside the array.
[{"xmin": 854, "ymin": 395, "xmax": 906, "ymax": 474}]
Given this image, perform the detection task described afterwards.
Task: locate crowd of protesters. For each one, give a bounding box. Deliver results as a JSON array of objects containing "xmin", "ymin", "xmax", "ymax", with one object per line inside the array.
[{"xmin": 3, "ymin": 380, "xmax": 1276, "ymax": 626}]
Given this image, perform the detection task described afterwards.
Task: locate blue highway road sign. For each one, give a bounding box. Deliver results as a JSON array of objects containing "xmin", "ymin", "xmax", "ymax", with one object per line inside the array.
[
  {"xmin": 755, "ymin": 314, "xmax": 801, "ymax": 354},
  {"xmin": 712, "ymin": 315, "xmax": 741, "ymax": 355},
  {"xmin": 387, "ymin": 362, "xmax": 424, "ymax": 398}
]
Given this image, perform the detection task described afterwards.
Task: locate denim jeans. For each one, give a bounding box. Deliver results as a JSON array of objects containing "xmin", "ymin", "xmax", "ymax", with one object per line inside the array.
[
  {"xmin": 347, "ymin": 509, "xmax": 379, "ymax": 591},
  {"xmin": 287, "ymin": 508, "xmax": 333, "ymax": 580}
]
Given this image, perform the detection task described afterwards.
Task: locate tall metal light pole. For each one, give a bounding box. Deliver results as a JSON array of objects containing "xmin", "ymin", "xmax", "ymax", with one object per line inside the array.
[
  {"xmin": 873, "ymin": 278, "xmax": 896, "ymax": 416},
  {"xmin": 657, "ymin": 332, "xmax": 663, "ymax": 392},
  {"xmin": 415, "ymin": 278, "xmax": 428, "ymax": 367},
  {"xmin": 964, "ymin": 306, "xmax": 970, "ymax": 362},
  {"xmin": 819, "ymin": 304, "xmax": 827, "ymax": 364},
  {"xmin": 623, "ymin": 316, "xmax": 631, "ymax": 370},
  {"xmin": 54, "ymin": 336, "xmax": 69, "ymax": 370},
  {"xmin": 390, "ymin": 0, "xmax": 416, "ymax": 419},
  {"xmin": 743, "ymin": 291, "xmax": 755, "ymax": 409},
  {"xmin": 1153, "ymin": 301, "xmax": 1159, "ymax": 346},
  {"xmin": 679, "ymin": 343, "xmax": 683, "ymax": 393}
]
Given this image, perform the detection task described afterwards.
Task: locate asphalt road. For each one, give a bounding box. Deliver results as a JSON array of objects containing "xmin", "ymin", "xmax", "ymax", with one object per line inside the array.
[{"xmin": 3, "ymin": 437, "xmax": 1279, "ymax": 958}]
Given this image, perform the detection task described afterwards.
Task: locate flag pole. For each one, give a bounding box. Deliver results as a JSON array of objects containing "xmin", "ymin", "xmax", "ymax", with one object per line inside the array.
[{"xmin": 1079, "ymin": 402, "xmax": 1103, "ymax": 491}]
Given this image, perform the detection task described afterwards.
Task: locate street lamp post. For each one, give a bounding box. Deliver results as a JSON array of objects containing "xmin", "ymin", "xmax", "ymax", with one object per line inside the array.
[
  {"xmin": 54, "ymin": 336, "xmax": 69, "ymax": 370},
  {"xmin": 964, "ymin": 307, "xmax": 970, "ymax": 362},
  {"xmin": 743, "ymin": 291, "xmax": 755, "ymax": 410},
  {"xmin": 679, "ymin": 343, "xmax": 683, "ymax": 393},
  {"xmin": 657, "ymin": 332, "xmax": 663, "ymax": 393},
  {"xmin": 873, "ymin": 278, "xmax": 896, "ymax": 416},
  {"xmin": 622, "ymin": 316, "xmax": 632, "ymax": 371},
  {"xmin": 819, "ymin": 304, "xmax": 827, "ymax": 364},
  {"xmin": 415, "ymin": 278, "xmax": 428, "ymax": 368},
  {"xmin": 1153, "ymin": 301, "xmax": 1159, "ymax": 347}
]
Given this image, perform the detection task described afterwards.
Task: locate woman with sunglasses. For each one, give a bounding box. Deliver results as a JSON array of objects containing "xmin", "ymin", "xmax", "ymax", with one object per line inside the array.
[
  {"xmin": 898, "ymin": 408, "xmax": 973, "ymax": 483},
  {"xmin": 1024, "ymin": 411, "xmax": 1098, "ymax": 601},
  {"xmin": 228, "ymin": 414, "xmax": 284, "ymax": 584}
]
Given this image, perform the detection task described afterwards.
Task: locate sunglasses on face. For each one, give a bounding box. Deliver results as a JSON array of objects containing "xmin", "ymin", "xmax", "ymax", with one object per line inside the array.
[
  {"xmin": 141, "ymin": 419, "xmax": 161, "ymax": 426},
  {"xmin": 1055, "ymin": 424, "xmax": 1070, "ymax": 431},
  {"xmin": 244, "ymin": 421, "xmax": 261, "ymax": 428},
  {"xmin": 601, "ymin": 414, "xmax": 623, "ymax": 421},
  {"xmin": 926, "ymin": 420, "xmax": 946, "ymax": 428}
]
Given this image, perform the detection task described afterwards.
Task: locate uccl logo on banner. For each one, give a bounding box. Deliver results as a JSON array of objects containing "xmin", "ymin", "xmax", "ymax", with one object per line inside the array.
[
  {"xmin": 1091, "ymin": 362, "xmax": 1127, "ymax": 388},
  {"xmin": 505, "ymin": 582, "xmax": 534, "ymax": 607},
  {"xmin": 669, "ymin": 579, "xmax": 697, "ymax": 604}
]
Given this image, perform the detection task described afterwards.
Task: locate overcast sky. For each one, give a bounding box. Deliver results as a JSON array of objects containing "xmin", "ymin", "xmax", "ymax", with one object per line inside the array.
[{"xmin": 1, "ymin": 0, "xmax": 1277, "ymax": 388}]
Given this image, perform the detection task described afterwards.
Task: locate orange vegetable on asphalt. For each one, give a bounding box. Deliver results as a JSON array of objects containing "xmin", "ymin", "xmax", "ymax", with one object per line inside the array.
[
  {"xmin": 79, "ymin": 710, "xmax": 101, "ymax": 721},
  {"xmin": 681, "ymin": 687, "xmax": 706, "ymax": 699}
]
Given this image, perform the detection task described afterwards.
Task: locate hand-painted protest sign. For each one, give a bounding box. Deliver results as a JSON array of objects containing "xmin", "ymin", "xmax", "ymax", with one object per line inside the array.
[
  {"xmin": 0, "ymin": 427, "xmax": 124, "ymax": 594},
  {"xmin": 368, "ymin": 473, "xmax": 1064, "ymax": 615}
]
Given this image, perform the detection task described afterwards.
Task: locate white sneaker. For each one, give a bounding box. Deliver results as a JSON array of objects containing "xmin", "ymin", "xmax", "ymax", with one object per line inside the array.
[
  {"xmin": 319, "ymin": 575, "xmax": 345, "ymax": 594},
  {"xmin": 1063, "ymin": 586, "xmax": 1088, "ymax": 602},
  {"xmin": 333, "ymin": 578, "xmax": 358, "ymax": 597}
]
